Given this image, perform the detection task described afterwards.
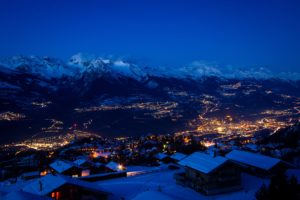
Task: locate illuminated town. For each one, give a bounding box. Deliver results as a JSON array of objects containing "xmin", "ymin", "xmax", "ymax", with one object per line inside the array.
[
  {"xmin": 74, "ymin": 101, "xmax": 179, "ymax": 119},
  {"xmin": 0, "ymin": 112, "xmax": 26, "ymax": 121},
  {"xmin": 1, "ymin": 85, "xmax": 300, "ymax": 200},
  {"xmin": 1, "ymin": 1, "xmax": 300, "ymax": 199}
]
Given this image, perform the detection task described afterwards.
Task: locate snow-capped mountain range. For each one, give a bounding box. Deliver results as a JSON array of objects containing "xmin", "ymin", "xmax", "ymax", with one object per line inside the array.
[
  {"xmin": 0, "ymin": 53, "xmax": 299, "ymax": 81},
  {"xmin": 1, "ymin": 53, "xmax": 300, "ymax": 144}
]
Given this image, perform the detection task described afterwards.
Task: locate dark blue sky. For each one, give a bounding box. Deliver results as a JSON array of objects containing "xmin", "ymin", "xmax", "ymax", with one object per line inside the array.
[{"xmin": 0, "ymin": 0, "xmax": 300, "ymax": 72}]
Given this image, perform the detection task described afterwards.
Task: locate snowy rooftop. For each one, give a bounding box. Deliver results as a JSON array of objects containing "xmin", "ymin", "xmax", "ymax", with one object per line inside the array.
[
  {"xmin": 226, "ymin": 150, "xmax": 281, "ymax": 171},
  {"xmin": 73, "ymin": 158, "xmax": 88, "ymax": 166},
  {"xmin": 22, "ymin": 174, "xmax": 109, "ymax": 196},
  {"xmin": 179, "ymin": 152, "xmax": 228, "ymax": 174},
  {"xmin": 22, "ymin": 174, "xmax": 66, "ymax": 195},
  {"xmin": 155, "ymin": 153, "xmax": 168, "ymax": 160},
  {"xmin": 106, "ymin": 161, "xmax": 122, "ymax": 171},
  {"xmin": 49, "ymin": 160, "xmax": 75, "ymax": 173},
  {"xmin": 170, "ymin": 153, "xmax": 187, "ymax": 161}
]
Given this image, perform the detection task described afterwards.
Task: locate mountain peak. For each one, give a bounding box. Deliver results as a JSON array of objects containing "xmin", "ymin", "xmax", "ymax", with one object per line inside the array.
[{"xmin": 68, "ymin": 53, "xmax": 147, "ymax": 81}]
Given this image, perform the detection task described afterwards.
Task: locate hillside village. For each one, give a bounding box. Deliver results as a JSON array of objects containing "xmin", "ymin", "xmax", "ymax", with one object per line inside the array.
[{"xmin": 0, "ymin": 124, "xmax": 299, "ymax": 200}]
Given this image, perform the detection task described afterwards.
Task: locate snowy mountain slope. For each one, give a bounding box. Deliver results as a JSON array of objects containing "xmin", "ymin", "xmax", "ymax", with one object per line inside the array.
[{"xmin": 0, "ymin": 56, "xmax": 78, "ymax": 79}]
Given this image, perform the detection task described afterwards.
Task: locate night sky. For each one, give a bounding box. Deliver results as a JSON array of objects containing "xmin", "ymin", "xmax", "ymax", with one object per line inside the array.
[{"xmin": 0, "ymin": 0, "xmax": 300, "ymax": 72}]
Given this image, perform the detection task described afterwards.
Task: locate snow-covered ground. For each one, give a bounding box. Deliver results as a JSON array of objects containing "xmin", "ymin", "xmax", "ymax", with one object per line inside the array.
[
  {"xmin": 0, "ymin": 165, "xmax": 269, "ymax": 200},
  {"xmin": 97, "ymin": 166, "xmax": 270, "ymax": 200}
]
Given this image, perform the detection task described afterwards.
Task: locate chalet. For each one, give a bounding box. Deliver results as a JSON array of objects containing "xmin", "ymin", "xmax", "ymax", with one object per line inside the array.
[
  {"xmin": 225, "ymin": 150, "xmax": 283, "ymax": 177},
  {"xmin": 170, "ymin": 152, "xmax": 187, "ymax": 163},
  {"xmin": 22, "ymin": 174, "xmax": 110, "ymax": 200},
  {"xmin": 74, "ymin": 158, "xmax": 107, "ymax": 175},
  {"xmin": 49, "ymin": 160, "xmax": 82, "ymax": 177},
  {"xmin": 105, "ymin": 161, "xmax": 125, "ymax": 172},
  {"xmin": 175, "ymin": 152, "xmax": 241, "ymax": 195}
]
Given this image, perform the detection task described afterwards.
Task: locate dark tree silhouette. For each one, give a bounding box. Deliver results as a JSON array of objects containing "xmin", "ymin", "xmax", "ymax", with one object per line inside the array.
[{"xmin": 256, "ymin": 173, "xmax": 299, "ymax": 200}]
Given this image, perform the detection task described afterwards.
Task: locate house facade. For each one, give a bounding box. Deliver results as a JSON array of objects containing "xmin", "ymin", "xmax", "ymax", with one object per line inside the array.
[{"xmin": 175, "ymin": 152, "xmax": 241, "ymax": 195}]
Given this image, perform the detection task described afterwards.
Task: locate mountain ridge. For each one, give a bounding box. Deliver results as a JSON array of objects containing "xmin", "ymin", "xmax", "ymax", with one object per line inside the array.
[
  {"xmin": 0, "ymin": 54, "xmax": 300, "ymax": 144},
  {"xmin": 1, "ymin": 53, "xmax": 300, "ymax": 82}
]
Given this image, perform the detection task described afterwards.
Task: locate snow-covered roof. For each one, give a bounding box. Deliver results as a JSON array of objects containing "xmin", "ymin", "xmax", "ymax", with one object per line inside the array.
[
  {"xmin": 106, "ymin": 161, "xmax": 121, "ymax": 171},
  {"xmin": 73, "ymin": 158, "xmax": 88, "ymax": 166},
  {"xmin": 95, "ymin": 162, "xmax": 105, "ymax": 167},
  {"xmin": 131, "ymin": 191, "xmax": 174, "ymax": 200},
  {"xmin": 226, "ymin": 150, "xmax": 281, "ymax": 171},
  {"xmin": 179, "ymin": 152, "xmax": 228, "ymax": 174},
  {"xmin": 170, "ymin": 153, "xmax": 187, "ymax": 161},
  {"xmin": 154, "ymin": 153, "xmax": 168, "ymax": 160},
  {"xmin": 22, "ymin": 175, "xmax": 65, "ymax": 195},
  {"xmin": 3, "ymin": 191, "xmax": 51, "ymax": 200},
  {"xmin": 22, "ymin": 174, "xmax": 109, "ymax": 196},
  {"xmin": 49, "ymin": 160, "xmax": 75, "ymax": 173}
]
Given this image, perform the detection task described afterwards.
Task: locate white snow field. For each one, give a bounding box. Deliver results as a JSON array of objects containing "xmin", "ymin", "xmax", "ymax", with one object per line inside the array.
[{"xmin": 97, "ymin": 166, "xmax": 269, "ymax": 200}]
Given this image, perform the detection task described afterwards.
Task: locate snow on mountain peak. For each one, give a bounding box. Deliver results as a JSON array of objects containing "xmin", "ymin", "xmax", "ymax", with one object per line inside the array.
[
  {"xmin": 68, "ymin": 53, "xmax": 96, "ymax": 66},
  {"xmin": 68, "ymin": 53, "xmax": 147, "ymax": 81},
  {"xmin": 0, "ymin": 55, "xmax": 77, "ymax": 79},
  {"xmin": 166, "ymin": 62, "xmax": 300, "ymax": 81},
  {"xmin": 1, "ymin": 54, "xmax": 300, "ymax": 81}
]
